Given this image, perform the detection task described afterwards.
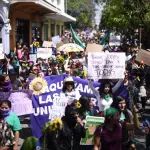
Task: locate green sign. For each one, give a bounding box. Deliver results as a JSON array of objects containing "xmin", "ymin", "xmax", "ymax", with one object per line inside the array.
[{"xmin": 80, "ymin": 116, "xmax": 104, "ymax": 145}]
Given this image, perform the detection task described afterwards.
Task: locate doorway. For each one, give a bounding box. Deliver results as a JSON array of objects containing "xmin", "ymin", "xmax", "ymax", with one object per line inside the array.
[{"xmin": 16, "ymin": 19, "xmax": 29, "ymax": 46}]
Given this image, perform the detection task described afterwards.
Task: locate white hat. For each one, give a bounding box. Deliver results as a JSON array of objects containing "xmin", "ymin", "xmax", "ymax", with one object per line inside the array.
[{"xmin": 64, "ymin": 76, "xmax": 75, "ymax": 83}]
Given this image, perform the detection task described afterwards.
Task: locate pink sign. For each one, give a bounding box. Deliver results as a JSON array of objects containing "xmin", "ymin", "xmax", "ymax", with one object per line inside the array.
[{"xmin": 9, "ymin": 91, "xmax": 33, "ymax": 116}]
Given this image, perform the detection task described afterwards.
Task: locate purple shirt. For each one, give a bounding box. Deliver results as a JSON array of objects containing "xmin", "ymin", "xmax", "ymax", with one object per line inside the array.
[{"xmin": 95, "ymin": 124, "xmax": 122, "ymax": 150}]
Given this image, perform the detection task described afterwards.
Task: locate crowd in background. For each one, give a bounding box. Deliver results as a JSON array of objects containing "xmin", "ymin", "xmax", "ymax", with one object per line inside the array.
[{"xmin": 0, "ymin": 29, "xmax": 149, "ymax": 150}]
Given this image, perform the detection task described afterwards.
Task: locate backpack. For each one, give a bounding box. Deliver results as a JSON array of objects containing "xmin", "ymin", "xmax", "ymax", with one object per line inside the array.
[{"xmin": 0, "ymin": 119, "xmax": 15, "ymax": 147}]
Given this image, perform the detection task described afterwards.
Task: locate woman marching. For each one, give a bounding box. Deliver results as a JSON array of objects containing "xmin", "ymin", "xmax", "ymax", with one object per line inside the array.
[
  {"xmin": 94, "ymin": 107, "xmax": 122, "ymax": 150},
  {"xmin": 60, "ymin": 76, "xmax": 81, "ymax": 105},
  {"xmin": 112, "ymin": 96, "xmax": 140, "ymax": 150},
  {"xmin": 88, "ymin": 79, "xmax": 123, "ymax": 115}
]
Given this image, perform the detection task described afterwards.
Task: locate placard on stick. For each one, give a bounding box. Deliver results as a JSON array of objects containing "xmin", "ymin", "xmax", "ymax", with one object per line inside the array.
[
  {"xmin": 42, "ymin": 41, "xmax": 52, "ymax": 48},
  {"xmin": 88, "ymin": 52, "xmax": 126, "ymax": 80},
  {"xmin": 136, "ymin": 49, "xmax": 150, "ymax": 66}
]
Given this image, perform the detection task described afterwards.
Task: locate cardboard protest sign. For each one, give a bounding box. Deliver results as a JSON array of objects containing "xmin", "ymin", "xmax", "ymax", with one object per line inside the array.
[
  {"xmin": 80, "ymin": 116, "xmax": 104, "ymax": 145},
  {"xmin": 56, "ymin": 42, "xmax": 64, "ymax": 49},
  {"xmin": 9, "ymin": 91, "xmax": 33, "ymax": 116},
  {"xmin": 86, "ymin": 43, "xmax": 104, "ymax": 53},
  {"xmin": 37, "ymin": 48, "xmax": 52, "ymax": 59},
  {"xmin": 88, "ymin": 52, "xmax": 126, "ymax": 80},
  {"xmin": 42, "ymin": 41, "xmax": 52, "ymax": 48},
  {"xmin": 136, "ymin": 49, "xmax": 150, "ymax": 66}
]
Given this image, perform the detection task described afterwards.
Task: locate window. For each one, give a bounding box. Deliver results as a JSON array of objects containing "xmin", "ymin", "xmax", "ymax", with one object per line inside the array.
[
  {"xmin": 56, "ymin": 25, "xmax": 60, "ymax": 36},
  {"xmin": 16, "ymin": 19, "xmax": 30, "ymax": 46},
  {"xmin": 61, "ymin": 25, "xmax": 64, "ymax": 35},
  {"xmin": 31, "ymin": 22, "xmax": 41, "ymax": 42},
  {"xmin": 57, "ymin": 0, "xmax": 60, "ymax": 5},
  {"xmin": 44, "ymin": 24, "xmax": 48, "ymax": 41},
  {"xmin": 51, "ymin": 20, "xmax": 55, "ymax": 37}
]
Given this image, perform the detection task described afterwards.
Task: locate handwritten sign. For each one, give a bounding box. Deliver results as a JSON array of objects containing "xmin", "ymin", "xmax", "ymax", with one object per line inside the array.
[
  {"xmin": 88, "ymin": 52, "xmax": 125, "ymax": 80},
  {"xmin": 80, "ymin": 116, "xmax": 104, "ymax": 145},
  {"xmin": 42, "ymin": 41, "xmax": 52, "ymax": 48},
  {"xmin": 9, "ymin": 92, "xmax": 33, "ymax": 116},
  {"xmin": 37, "ymin": 48, "xmax": 52, "ymax": 59}
]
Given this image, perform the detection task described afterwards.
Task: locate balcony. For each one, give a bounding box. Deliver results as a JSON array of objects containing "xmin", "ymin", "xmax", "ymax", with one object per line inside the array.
[{"xmin": 10, "ymin": 0, "xmax": 58, "ymax": 15}]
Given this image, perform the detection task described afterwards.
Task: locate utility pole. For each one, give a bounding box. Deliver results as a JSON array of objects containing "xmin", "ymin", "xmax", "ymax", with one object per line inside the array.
[{"xmin": 139, "ymin": 27, "xmax": 142, "ymax": 49}]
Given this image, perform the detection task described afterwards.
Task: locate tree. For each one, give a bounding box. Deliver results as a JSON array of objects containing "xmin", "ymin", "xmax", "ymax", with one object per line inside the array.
[
  {"xmin": 95, "ymin": 0, "xmax": 150, "ymax": 30},
  {"xmin": 95, "ymin": 0, "xmax": 150, "ymax": 48},
  {"xmin": 67, "ymin": 0, "xmax": 94, "ymax": 29}
]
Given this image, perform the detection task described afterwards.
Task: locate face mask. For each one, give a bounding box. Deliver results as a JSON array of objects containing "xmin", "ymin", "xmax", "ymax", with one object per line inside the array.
[
  {"xmin": 0, "ymin": 109, "xmax": 11, "ymax": 118},
  {"xmin": 66, "ymin": 116, "xmax": 77, "ymax": 128}
]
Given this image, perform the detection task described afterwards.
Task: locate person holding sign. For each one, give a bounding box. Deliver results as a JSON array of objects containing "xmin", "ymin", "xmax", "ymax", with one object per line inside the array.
[
  {"xmin": 94, "ymin": 107, "xmax": 122, "ymax": 150},
  {"xmin": 60, "ymin": 76, "xmax": 81, "ymax": 105},
  {"xmin": 88, "ymin": 79, "xmax": 123, "ymax": 115},
  {"xmin": 89, "ymin": 80, "xmax": 113, "ymax": 116}
]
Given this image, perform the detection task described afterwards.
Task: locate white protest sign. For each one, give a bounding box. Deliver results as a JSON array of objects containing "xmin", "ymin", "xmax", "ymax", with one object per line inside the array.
[
  {"xmin": 109, "ymin": 35, "xmax": 121, "ymax": 46},
  {"xmin": 52, "ymin": 35, "xmax": 61, "ymax": 48},
  {"xmin": 88, "ymin": 52, "xmax": 126, "ymax": 80},
  {"xmin": 29, "ymin": 54, "xmax": 37, "ymax": 63},
  {"xmin": 37, "ymin": 48, "xmax": 52, "ymax": 59},
  {"xmin": 9, "ymin": 92, "xmax": 33, "ymax": 116},
  {"xmin": 0, "ymin": 44, "xmax": 4, "ymax": 59},
  {"xmin": 42, "ymin": 41, "xmax": 52, "ymax": 48}
]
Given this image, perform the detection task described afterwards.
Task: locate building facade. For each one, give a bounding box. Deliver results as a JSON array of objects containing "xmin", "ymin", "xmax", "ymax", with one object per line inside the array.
[
  {"xmin": 10, "ymin": 0, "xmax": 76, "ymax": 50},
  {"xmin": 0, "ymin": 0, "xmax": 11, "ymax": 54}
]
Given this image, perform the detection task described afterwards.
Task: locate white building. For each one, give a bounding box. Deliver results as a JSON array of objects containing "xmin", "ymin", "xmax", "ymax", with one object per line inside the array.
[
  {"xmin": 9, "ymin": 0, "xmax": 76, "ymax": 51},
  {"xmin": 0, "ymin": 0, "xmax": 11, "ymax": 55}
]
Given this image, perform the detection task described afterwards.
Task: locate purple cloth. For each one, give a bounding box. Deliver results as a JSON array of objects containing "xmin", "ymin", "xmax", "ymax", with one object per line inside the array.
[
  {"xmin": 95, "ymin": 124, "xmax": 122, "ymax": 150},
  {"xmin": 3, "ymin": 80, "xmax": 12, "ymax": 92},
  {"xmin": 29, "ymin": 75, "xmax": 100, "ymax": 138},
  {"xmin": 85, "ymin": 30, "xmax": 91, "ymax": 35}
]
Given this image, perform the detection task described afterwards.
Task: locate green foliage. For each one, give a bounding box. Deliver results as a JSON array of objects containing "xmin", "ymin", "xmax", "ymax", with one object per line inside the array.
[
  {"xmin": 21, "ymin": 137, "xmax": 38, "ymax": 150},
  {"xmin": 67, "ymin": 0, "xmax": 94, "ymax": 28},
  {"xmin": 96, "ymin": 0, "xmax": 150, "ymax": 30}
]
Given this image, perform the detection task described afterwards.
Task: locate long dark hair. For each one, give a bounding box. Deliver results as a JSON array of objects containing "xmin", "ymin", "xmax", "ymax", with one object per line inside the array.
[
  {"xmin": 112, "ymin": 96, "xmax": 130, "ymax": 123},
  {"xmin": 79, "ymin": 96, "xmax": 91, "ymax": 118},
  {"xmin": 99, "ymin": 80, "xmax": 112, "ymax": 98},
  {"xmin": 62, "ymin": 82, "xmax": 75, "ymax": 93}
]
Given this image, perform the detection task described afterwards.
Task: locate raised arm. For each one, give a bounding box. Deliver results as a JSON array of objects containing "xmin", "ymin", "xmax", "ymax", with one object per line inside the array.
[
  {"xmin": 125, "ymin": 106, "xmax": 140, "ymax": 130},
  {"xmin": 88, "ymin": 80, "xmax": 99, "ymax": 98},
  {"xmin": 112, "ymin": 79, "xmax": 124, "ymax": 93}
]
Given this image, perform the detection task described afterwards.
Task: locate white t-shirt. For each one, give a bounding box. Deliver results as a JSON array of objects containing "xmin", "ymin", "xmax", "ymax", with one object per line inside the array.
[
  {"xmin": 100, "ymin": 97, "xmax": 113, "ymax": 111},
  {"xmin": 60, "ymin": 89, "xmax": 81, "ymax": 105}
]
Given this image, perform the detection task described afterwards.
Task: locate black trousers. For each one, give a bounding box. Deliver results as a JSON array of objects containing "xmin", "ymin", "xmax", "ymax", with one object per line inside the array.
[{"xmin": 141, "ymin": 97, "xmax": 147, "ymax": 109}]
